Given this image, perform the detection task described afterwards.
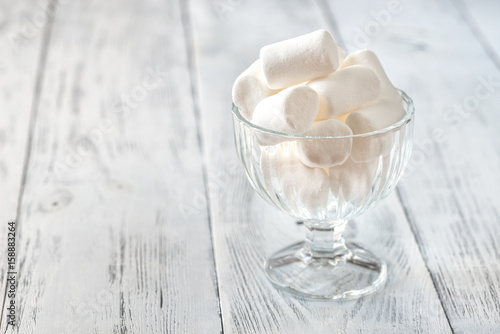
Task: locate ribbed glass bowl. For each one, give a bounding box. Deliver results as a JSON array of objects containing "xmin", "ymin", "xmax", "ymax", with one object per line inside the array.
[{"xmin": 232, "ymin": 90, "xmax": 414, "ymax": 300}]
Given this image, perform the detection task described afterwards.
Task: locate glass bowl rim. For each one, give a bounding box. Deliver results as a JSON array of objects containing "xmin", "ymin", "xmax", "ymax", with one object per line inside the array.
[{"xmin": 232, "ymin": 89, "xmax": 414, "ymax": 139}]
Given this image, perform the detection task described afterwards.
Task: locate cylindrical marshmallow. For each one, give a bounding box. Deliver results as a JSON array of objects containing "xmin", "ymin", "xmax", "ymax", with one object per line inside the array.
[
  {"xmin": 346, "ymin": 98, "xmax": 406, "ymax": 163},
  {"xmin": 308, "ymin": 65, "xmax": 381, "ymax": 120},
  {"xmin": 329, "ymin": 158, "xmax": 379, "ymax": 202},
  {"xmin": 296, "ymin": 119, "xmax": 353, "ymax": 168},
  {"xmin": 260, "ymin": 143, "xmax": 330, "ymax": 214},
  {"xmin": 260, "ymin": 30, "xmax": 340, "ymax": 90},
  {"xmin": 252, "ymin": 85, "xmax": 319, "ymax": 145},
  {"xmin": 341, "ymin": 49, "xmax": 400, "ymax": 101},
  {"xmin": 232, "ymin": 59, "xmax": 278, "ymax": 120}
]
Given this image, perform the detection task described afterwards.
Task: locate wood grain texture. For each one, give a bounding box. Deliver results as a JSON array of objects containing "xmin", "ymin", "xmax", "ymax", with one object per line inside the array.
[
  {"xmin": 0, "ymin": 0, "xmax": 222, "ymax": 332},
  {"xmin": 187, "ymin": 0, "xmax": 450, "ymax": 332},
  {"xmin": 457, "ymin": 0, "xmax": 500, "ymax": 68},
  {"xmin": 322, "ymin": 0, "xmax": 500, "ymax": 331},
  {"xmin": 0, "ymin": 0, "xmax": 53, "ymax": 324}
]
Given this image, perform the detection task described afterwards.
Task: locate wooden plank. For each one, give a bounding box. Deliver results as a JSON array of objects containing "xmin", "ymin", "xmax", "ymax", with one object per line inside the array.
[
  {"xmin": 0, "ymin": 0, "xmax": 53, "ymax": 326},
  {"xmin": 455, "ymin": 0, "xmax": 500, "ymax": 68},
  {"xmin": 0, "ymin": 0, "xmax": 222, "ymax": 332},
  {"xmin": 187, "ymin": 0, "xmax": 450, "ymax": 332},
  {"xmin": 322, "ymin": 0, "xmax": 500, "ymax": 331}
]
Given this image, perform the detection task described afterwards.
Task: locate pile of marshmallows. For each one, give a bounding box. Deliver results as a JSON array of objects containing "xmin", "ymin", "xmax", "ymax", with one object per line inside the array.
[{"xmin": 232, "ymin": 30, "xmax": 406, "ymax": 208}]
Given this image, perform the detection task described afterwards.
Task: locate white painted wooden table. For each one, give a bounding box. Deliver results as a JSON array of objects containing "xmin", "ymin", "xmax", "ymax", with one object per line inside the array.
[{"xmin": 0, "ymin": 0, "xmax": 499, "ymax": 333}]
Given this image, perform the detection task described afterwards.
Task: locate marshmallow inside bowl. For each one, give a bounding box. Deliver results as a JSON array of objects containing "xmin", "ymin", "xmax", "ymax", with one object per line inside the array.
[
  {"xmin": 232, "ymin": 89, "xmax": 413, "ymax": 221},
  {"xmin": 232, "ymin": 29, "xmax": 413, "ymax": 212},
  {"xmin": 307, "ymin": 65, "xmax": 381, "ymax": 121},
  {"xmin": 251, "ymin": 85, "xmax": 319, "ymax": 146},
  {"xmin": 260, "ymin": 29, "xmax": 341, "ymax": 90},
  {"xmin": 260, "ymin": 143, "xmax": 331, "ymax": 215},
  {"xmin": 296, "ymin": 119, "xmax": 353, "ymax": 168},
  {"xmin": 232, "ymin": 59, "xmax": 279, "ymax": 121},
  {"xmin": 346, "ymin": 97, "xmax": 406, "ymax": 163}
]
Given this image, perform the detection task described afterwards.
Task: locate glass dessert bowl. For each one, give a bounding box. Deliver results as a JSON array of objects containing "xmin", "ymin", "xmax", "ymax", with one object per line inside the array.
[{"xmin": 232, "ymin": 90, "xmax": 414, "ymax": 300}]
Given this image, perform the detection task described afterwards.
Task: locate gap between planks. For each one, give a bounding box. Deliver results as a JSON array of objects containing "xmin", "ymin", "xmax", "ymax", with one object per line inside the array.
[
  {"xmin": 178, "ymin": 0, "xmax": 225, "ymax": 333},
  {"xmin": 452, "ymin": 0, "xmax": 500, "ymax": 72},
  {"xmin": 0, "ymin": 0, "xmax": 58, "ymax": 327}
]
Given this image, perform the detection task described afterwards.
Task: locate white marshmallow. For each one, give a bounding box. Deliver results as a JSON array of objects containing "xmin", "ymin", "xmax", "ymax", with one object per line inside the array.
[
  {"xmin": 296, "ymin": 119, "xmax": 353, "ymax": 168},
  {"xmin": 260, "ymin": 30, "xmax": 340, "ymax": 90},
  {"xmin": 341, "ymin": 49, "xmax": 400, "ymax": 100},
  {"xmin": 329, "ymin": 158, "xmax": 378, "ymax": 202},
  {"xmin": 252, "ymin": 85, "xmax": 319, "ymax": 145},
  {"xmin": 232, "ymin": 59, "xmax": 278, "ymax": 120},
  {"xmin": 308, "ymin": 65, "xmax": 380, "ymax": 120},
  {"xmin": 260, "ymin": 143, "xmax": 330, "ymax": 214},
  {"xmin": 346, "ymin": 98, "xmax": 406, "ymax": 163},
  {"xmin": 330, "ymin": 154, "xmax": 399, "ymax": 203}
]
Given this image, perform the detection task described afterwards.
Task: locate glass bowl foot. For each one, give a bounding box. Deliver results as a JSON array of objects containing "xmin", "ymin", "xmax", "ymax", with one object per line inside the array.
[{"xmin": 264, "ymin": 241, "xmax": 387, "ymax": 300}]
